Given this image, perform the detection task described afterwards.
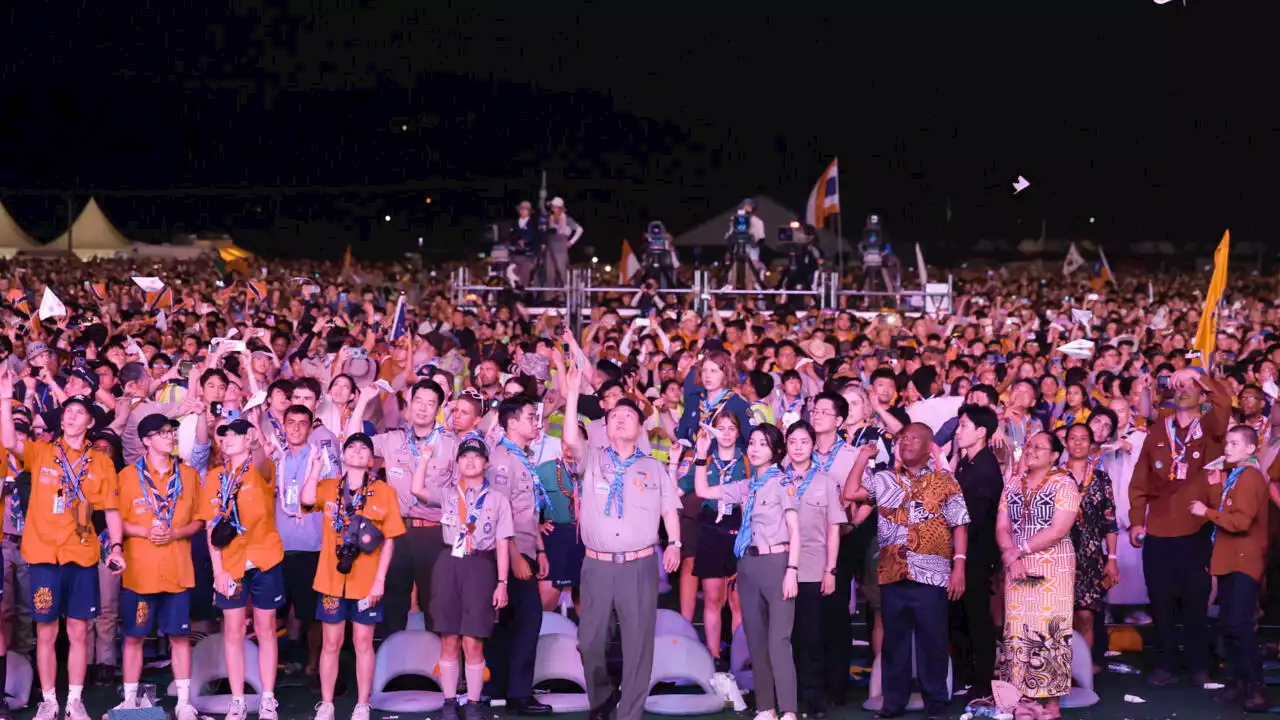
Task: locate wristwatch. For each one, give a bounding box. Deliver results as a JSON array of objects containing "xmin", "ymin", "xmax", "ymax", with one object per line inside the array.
[
  {"xmin": 670, "ymin": 540, "xmax": 683, "ymax": 549},
  {"xmin": 498, "ymin": 579, "xmax": 509, "ymax": 585}
]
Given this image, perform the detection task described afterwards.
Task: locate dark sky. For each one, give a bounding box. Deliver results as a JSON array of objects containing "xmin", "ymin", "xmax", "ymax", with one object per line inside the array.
[{"xmin": 0, "ymin": 1, "xmax": 1271, "ymax": 262}]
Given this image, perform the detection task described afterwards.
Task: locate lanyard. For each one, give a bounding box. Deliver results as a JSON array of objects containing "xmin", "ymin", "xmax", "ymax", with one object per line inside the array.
[
  {"xmin": 1166, "ymin": 416, "xmax": 1202, "ymax": 481},
  {"xmin": 216, "ymin": 460, "xmax": 253, "ymax": 533},
  {"xmin": 555, "ymin": 459, "xmax": 579, "ymax": 523},
  {"xmin": 265, "ymin": 411, "xmax": 287, "ymax": 451},
  {"xmin": 603, "ymin": 446, "xmax": 644, "ymax": 518},
  {"xmin": 453, "ymin": 480, "xmax": 489, "ymax": 555},
  {"xmin": 1212, "ymin": 465, "xmax": 1252, "ymax": 544},
  {"xmin": 332, "ymin": 473, "xmax": 374, "ymax": 535},
  {"xmin": 136, "ymin": 457, "xmax": 182, "ymax": 527},
  {"xmin": 54, "ymin": 440, "xmax": 91, "ymax": 505},
  {"xmin": 500, "ymin": 437, "xmax": 551, "ymax": 512},
  {"xmin": 710, "ymin": 452, "xmax": 742, "ymax": 483}
]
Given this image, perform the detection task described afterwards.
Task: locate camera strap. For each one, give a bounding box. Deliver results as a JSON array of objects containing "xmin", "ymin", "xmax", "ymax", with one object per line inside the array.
[
  {"xmin": 216, "ymin": 460, "xmax": 252, "ymax": 534},
  {"xmin": 332, "ymin": 472, "xmax": 373, "ymax": 536}
]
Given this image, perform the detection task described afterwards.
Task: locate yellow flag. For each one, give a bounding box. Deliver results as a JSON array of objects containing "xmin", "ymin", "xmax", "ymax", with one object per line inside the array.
[
  {"xmin": 1192, "ymin": 230, "xmax": 1230, "ymax": 370},
  {"xmin": 343, "ymin": 244, "xmax": 353, "ymax": 270}
]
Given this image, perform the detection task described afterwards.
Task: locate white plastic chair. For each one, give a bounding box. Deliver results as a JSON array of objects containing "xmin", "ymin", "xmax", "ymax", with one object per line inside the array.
[
  {"xmin": 539, "ymin": 611, "xmax": 579, "ymax": 637},
  {"xmin": 532, "ymin": 632, "xmax": 591, "ymax": 713},
  {"xmin": 1061, "ymin": 630, "xmax": 1099, "ymax": 709},
  {"xmin": 654, "ymin": 609, "xmax": 700, "ymax": 642},
  {"xmin": 644, "ymin": 634, "xmax": 726, "ymax": 716},
  {"xmin": 728, "ymin": 625, "xmax": 753, "ymax": 692},
  {"xmin": 861, "ymin": 631, "xmax": 953, "ymax": 712},
  {"xmin": 3, "ymin": 652, "xmax": 32, "ymax": 709},
  {"xmin": 189, "ymin": 633, "xmax": 263, "ymax": 714},
  {"xmin": 406, "ymin": 611, "xmax": 427, "ymax": 631},
  {"xmin": 368, "ymin": 630, "xmax": 445, "ymax": 712}
]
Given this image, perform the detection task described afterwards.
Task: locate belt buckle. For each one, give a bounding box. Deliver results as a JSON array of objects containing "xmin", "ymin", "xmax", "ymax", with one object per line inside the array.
[{"xmin": 610, "ymin": 552, "xmax": 627, "ymax": 564}]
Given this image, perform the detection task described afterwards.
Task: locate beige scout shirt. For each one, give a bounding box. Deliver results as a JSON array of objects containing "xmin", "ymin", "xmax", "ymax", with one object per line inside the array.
[
  {"xmin": 578, "ymin": 444, "xmax": 679, "ymax": 553},
  {"xmin": 587, "ymin": 418, "xmax": 652, "ymax": 453},
  {"xmin": 439, "ymin": 473, "xmax": 515, "ymax": 553},
  {"xmin": 814, "ymin": 439, "xmax": 860, "ymax": 492},
  {"xmin": 791, "ymin": 469, "xmax": 846, "ymax": 582},
  {"xmin": 486, "ymin": 442, "xmax": 541, "ymax": 558},
  {"xmin": 372, "ymin": 425, "xmax": 458, "ymax": 522},
  {"xmin": 720, "ymin": 468, "xmax": 797, "ymax": 553}
]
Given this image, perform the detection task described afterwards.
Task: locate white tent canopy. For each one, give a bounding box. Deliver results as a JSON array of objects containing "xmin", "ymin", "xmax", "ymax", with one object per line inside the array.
[
  {"xmin": 48, "ymin": 199, "xmax": 132, "ymax": 259},
  {"xmin": 671, "ymin": 196, "xmax": 849, "ymax": 259},
  {"xmin": 0, "ymin": 201, "xmax": 42, "ymax": 258}
]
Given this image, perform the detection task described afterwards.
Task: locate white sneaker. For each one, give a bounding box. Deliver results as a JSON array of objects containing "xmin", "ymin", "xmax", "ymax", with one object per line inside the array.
[
  {"xmin": 259, "ymin": 696, "xmax": 279, "ymax": 720},
  {"xmin": 313, "ymin": 702, "xmax": 335, "ymax": 720},
  {"xmin": 33, "ymin": 701, "xmax": 59, "ymax": 720},
  {"xmin": 176, "ymin": 704, "xmax": 200, "ymax": 720},
  {"xmin": 1127, "ymin": 610, "xmax": 1153, "ymax": 625},
  {"xmin": 225, "ymin": 697, "xmax": 248, "ymax": 720},
  {"xmin": 350, "ymin": 703, "xmax": 372, "ymax": 720},
  {"xmin": 64, "ymin": 699, "xmax": 91, "ymax": 720}
]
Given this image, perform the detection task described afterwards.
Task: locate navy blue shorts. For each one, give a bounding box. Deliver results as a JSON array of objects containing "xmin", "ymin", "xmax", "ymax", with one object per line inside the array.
[
  {"xmin": 316, "ymin": 594, "xmax": 382, "ymax": 626},
  {"xmin": 215, "ymin": 565, "xmax": 286, "ymax": 612},
  {"xmin": 543, "ymin": 522, "xmax": 585, "ymax": 589},
  {"xmin": 30, "ymin": 563, "xmax": 100, "ymax": 622},
  {"xmin": 122, "ymin": 588, "xmax": 192, "ymax": 637}
]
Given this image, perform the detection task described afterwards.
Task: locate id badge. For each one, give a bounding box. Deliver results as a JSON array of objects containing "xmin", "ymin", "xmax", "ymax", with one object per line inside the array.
[
  {"xmin": 358, "ymin": 597, "xmax": 372, "ymax": 612},
  {"xmin": 285, "ymin": 486, "xmax": 300, "ymax": 510},
  {"xmin": 52, "ymin": 494, "xmax": 65, "ymax": 515},
  {"xmin": 451, "ymin": 540, "xmax": 467, "ymax": 559},
  {"xmin": 1013, "ymin": 445, "xmax": 1023, "ymax": 462},
  {"xmin": 781, "ymin": 411, "xmax": 800, "ymax": 429},
  {"xmin": 1176, "ymin": 460, "xmax": 1188, "ymax": 481}
]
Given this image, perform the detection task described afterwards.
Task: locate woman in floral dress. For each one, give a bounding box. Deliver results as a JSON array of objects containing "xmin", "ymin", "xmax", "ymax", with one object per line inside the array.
[
  {"xmin": 1063, "ymin": 423, "xmax": 1120, "ymax": 672},
  {"xmin": 996, "ymin": 432, "xmax": 1080, "ymax": 719}
]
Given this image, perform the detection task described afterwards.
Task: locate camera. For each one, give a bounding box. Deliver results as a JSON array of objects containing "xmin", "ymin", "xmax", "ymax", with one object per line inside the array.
[
  {"xmin": 733, "ymin": 209, "xmax": 752, "ymax": 238},
  {"xmin": 646, "ymin": 221, "xmax": 669, "ymax": 254},
  {"xmin": 860, "ymin": 213, "xmax": 885, "ymax": 268},
  {"xmin": 336, "ymin": 540, "xmax": 359, "ymax": 575}
]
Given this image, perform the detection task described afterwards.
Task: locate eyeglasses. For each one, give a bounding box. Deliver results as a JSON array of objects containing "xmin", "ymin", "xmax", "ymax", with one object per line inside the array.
[
  {"xmin": 148, "ymin": 429, "xmax": 177, "ymax": 439},
  {"xmin": 811, "ymin": 408, "xmax": 839, "ymax": 418}
]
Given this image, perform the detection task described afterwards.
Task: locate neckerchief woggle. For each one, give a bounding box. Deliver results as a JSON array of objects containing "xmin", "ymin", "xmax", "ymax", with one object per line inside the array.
[
  {"xmin": 603, "ymin": 446, "xmax": 644, "ymax": 518},
  {"xmin": 136, "ymin": 457, "xmax": 182, "ymax": 527},
  {"xmin": 786, "ymin": 458, "xmax": 820, "ymax": 499},
  {"xmin": 735, "ymin": 466, "xmax": 781, "ymax": 558},
  {"xmin": 453, "ymin": 478, "xmax": 489, "ymax": 556},
  {"xmin": 500, "ymin": 436, "xmax": 551, "ymax": 512}
]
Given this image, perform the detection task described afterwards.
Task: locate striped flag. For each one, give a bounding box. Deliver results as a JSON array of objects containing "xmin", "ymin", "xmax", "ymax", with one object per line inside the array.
[
  {"xmin": 144, "ymin": 286, "xmax": 174, "ymax": 313},
  {"xmin": 88, "ymin": 282, "xmax": 108, "ymax": 303},
  {"xmin": 805, "ymin": 158, "xmax": 840, "ymax": 229},
  {"xmin": 390, "ymin": 294, "xmax": 409, "ymax": 341},
  {"xmin": 1192, "ymin": 230, "xmax": 1230, "ymax": 371},
  {"xmin": 1090, "ymin": 246, "xmax": 1115, "ymax": 290},
  {"xmin": 619, "ymin": 239, "xmax": 642, "ymax": 284},
  {"xmin": 246, "ymin": 281, "xmax": 269, "ymax": 305}
]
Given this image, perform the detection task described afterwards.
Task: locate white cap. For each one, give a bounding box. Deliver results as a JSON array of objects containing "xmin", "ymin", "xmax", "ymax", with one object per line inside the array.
[{"xmin": 550, "ymin": 197, "xmax": 565, "ymax": 208}]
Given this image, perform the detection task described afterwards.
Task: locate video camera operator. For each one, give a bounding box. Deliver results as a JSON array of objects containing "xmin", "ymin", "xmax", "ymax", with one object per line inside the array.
[
  {"xmin": 776, "ymin": 220, "xmax": 823, "ymax": 310},
  {"xmin": 507, "ymin": 200, "xmax": 542, "ymax": 288},
  {"xmin": 642, "ymin": 220, "xmax": 678, "ymax": 289},
  {"xmin": 723, "ymin": 198, "xmax": 766, "ymax": 291},
  {"xmin": 857, "ymin": 212, "xmax": 899, "ymax": 307}
]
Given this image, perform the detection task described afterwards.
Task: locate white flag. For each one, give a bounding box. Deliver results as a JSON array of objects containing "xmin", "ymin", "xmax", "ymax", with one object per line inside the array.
[
  {"xmin": 1063, "ymin": 242, "xmax": 1086, "ymax": 275},
  {"xmin": 1071, "ymin": 308, "xmax": 1094, "ymax": 329},
  {"xmin": 914, "ymin": 243, "xmax": 928, "ymax": 288},
  {"xmin": 156, "ymin": 309, "xmax": 168, "ymax": 332},
  {"xmin": 131, "ymin": 276, "xmax": 165, "ymax": 293},
  {"xmin": 38, "ymin": 288, "xmax": 66, "ymax": 320}
]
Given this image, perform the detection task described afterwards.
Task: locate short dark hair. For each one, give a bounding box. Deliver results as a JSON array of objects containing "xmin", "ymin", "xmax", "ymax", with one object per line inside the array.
[
  {"xmin": 292, "ymin": 376, "xmax": 322, "ymax": 398},
  {"xmin": 595, "ymin": 359, "xmax": 623, "ymax": 384},
  {"xmin": 784, "ymin": 419, "xmax": 816, "ymax": 445},
  {"xmin": 498, "ymin": 395, "xmax": 537, "ymax": 431},
  {"xmin": 870, "ymin": 367, "xmax": 897, "ymax": 384},
  {"xmin": 746, "ymin": 370, "xmax": 774, "ymax": 399},
  {"xmin": 284, "ymin": 404, "xmax": 314, "ymax": 424},
  {"xmin": 200, "ymin": 368, "xmax": 229, "ymax": 388},
  {"xmin": 1039, "ymin": 431, "xmax": 1065, "ymax": 456},
  {"xmin": 969, "ymin": 383, "xmax": 1000, "ymax": 407},
  {"xmin": 749, "ymin": 423, "xmax": 787, "ymax": 465},
  {"xmin": 958, "ymin": 404, "xmax": 998, "ymax": 442},
  {"xmin": 410, "ymin": 379, "xmax": 445, "ymax": 406},
  {"xmin": 812, "ymin": 391, "xmax": 849, "ymax": 424},
  {"xmin": 1228, "ymin": 424, "xmax": 1260, "ymax": 448},
  {"xmin": 1089, "ymin": 406, "xmax": 1119, "ymax": 442},
  {"xmin": 267, "ymin": 379, "xmax": 295, "ymax": 398}
]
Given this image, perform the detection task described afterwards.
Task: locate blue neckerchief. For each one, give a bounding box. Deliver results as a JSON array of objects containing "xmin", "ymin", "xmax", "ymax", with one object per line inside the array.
[
  {"xmin": 814, "ymin": 438, "xmax": 845, "ymax": 473},
  {"xmin": 699, "ymin": 388, "xmax": 732, "ymax": 424},
  {"xmin": 500, "ymin": 436, "xmax": 551, "ymax": 512},
  {"xmin": 136, "ymin": 457, "xmax": 182, "ymax": 528},
  {"xmin": 603, "ymin": 446, "xmax": 644, "ymax": 518},
  {"xmin": 216, "ymin": 460, "xmax": 253, "ymax": 535},
  {"xmin": 1212, "ymin": 464, "xmax": 1252, "ymax": 544},
  {"xmin": 54, "ymin": 440, "xmax": 92, "ymax": 505},
  {"xmin": 406, "ymin": 425, "xmax": 443, "ymax": 462},
  {"xmin": 786, "ymin": 458, "xmax": 820, "ymax": 499},
  {"xmin": 734, "ymin": 466, "xmax": 781, "ymax": 558}
]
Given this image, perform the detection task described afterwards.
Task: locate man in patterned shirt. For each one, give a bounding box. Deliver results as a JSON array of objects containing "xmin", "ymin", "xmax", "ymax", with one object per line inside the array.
[{"xmin": 845, "ymin": 423, "xmax": 969, "ymax": 720}]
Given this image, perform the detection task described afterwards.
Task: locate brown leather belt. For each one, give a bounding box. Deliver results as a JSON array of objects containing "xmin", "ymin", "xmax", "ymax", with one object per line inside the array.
[
  {"xmin": 585, "ymin": 547, "xmax": 656, "ymax": 564},
  {"xmin": 407, "ymin": 519, "xmax": 441, "ymax": 528}
]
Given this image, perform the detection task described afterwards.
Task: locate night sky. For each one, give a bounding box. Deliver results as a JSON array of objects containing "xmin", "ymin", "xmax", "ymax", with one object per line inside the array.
[{"xmin": 0, "ymin": 2, "xmax": 1271, "ymax": 264}]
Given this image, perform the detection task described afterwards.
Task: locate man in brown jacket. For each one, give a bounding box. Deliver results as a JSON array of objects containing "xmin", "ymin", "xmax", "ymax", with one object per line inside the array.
[
  {"xmin": 1191, "ymin": 425, "xmax": 1269, "ymax": 710},
  {"xmin": 1129, "ymin": 367, "xmax": 1231, "ymax": 686}
]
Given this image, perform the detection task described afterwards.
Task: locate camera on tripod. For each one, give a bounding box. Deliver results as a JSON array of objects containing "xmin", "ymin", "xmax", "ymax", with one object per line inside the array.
[
  {"xmin": 646, "ymin": 220, "xmax": 670, "ymax": 255},
  {"xmin": 860, "ymin": 213, "xmax": 885, "ymax": 268}
]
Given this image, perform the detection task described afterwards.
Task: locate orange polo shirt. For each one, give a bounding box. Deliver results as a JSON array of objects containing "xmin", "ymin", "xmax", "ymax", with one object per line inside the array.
[
  {"xmin": 198, "ymin": 461, "xmax": 284, "ymax": 578},
  {"xmin": 20, "ymin": 439, "xmax": 119, "ymax": 568},
  {"xmin": 307, "ymin": 476, "xmax": 405, "ymax": 599},
  {"xmin": 117, "ymin": 458, "xmax": 204, "ymax": 594}
]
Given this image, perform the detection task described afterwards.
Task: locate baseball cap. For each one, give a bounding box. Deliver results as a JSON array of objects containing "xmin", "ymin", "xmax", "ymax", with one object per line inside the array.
[
  {"xmin": 343, "ymin": 432, "xmax": 375, "ymax": 454},
  {"xmin": 549, "ymin": 197, "xmax": 565, "ymax": 208},
  {"xmin": 26, "ymin": 343, "xmax": 49, "ymax": 362},
  {"xmin": 457, "ymin": 437, "xmax": 489, "ymax": 460},
  {"xmin": 69, "ymin": 367, "xmax": 100, "ymax": 394},
  {"xmin": 216, "ymin": 418, "xmax": 254, "ymax": 437},
  {"xmin": 137, "ymin": 413, "xmax": 179, "ymax": 440}
]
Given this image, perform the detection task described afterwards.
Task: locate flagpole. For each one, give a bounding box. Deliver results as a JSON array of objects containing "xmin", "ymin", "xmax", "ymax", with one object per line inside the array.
[{"xmin": 836, "ymin": 210, "xmax": 844, "ymax": 278}]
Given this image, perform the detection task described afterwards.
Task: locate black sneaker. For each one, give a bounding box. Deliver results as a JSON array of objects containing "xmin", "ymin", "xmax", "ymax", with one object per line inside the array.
[
  {"xmin": 440, "ymin": 698, "xmax": 461, "ymax": 720},
  {"xmin": 462, "ymin": 701, "xmax": 487, "ymax": 720}
]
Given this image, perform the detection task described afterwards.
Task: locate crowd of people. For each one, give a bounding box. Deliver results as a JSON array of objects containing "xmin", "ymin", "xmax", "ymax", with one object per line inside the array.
[{"xmin": 0, "ymin": 251, "xmax": 1276, "ymax": 720}]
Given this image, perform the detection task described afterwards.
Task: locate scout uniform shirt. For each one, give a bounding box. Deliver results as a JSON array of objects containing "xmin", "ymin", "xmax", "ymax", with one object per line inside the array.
[
  {"xmin": 813, "ymin": 435, "xmax": 862, "ymax": 492},
  {"xmin": 117, "ymin": 457, "xmax": 204, "ymax": 594},
  {"xmin": 720, "ymin": 468, "xmax": 797, "ymax": 553},
  {"xmin": 486, "ymin": 440, "xmax": 544, "ymax": 559},
  {"xmin": 578, "ymin": 444, "xmax": 679, "ymax": 553},
  {"xmin": 307, "ymin": 475, "xmax": 406, "ymax": 600},
  {"xmin": 1, "ymin": 445, "xmax": 25, "ymax": 537},
  {"xmin": 440, "ymin": 473, "xmax": 515, "ymax": 555},
  {"xmin": 372, "ymin": 425, "xmax": 458, "ymax": 523},
  {"xmin": 198, "ymin": 460, "xmax": 285, "ymax": 578},
  {"xmin": 21, "ymin": 439, "xmax": 119, "ymax": 568},
  {"xmin": 788, "ymin": 466, "xmax": 846, "ymax": 583}
]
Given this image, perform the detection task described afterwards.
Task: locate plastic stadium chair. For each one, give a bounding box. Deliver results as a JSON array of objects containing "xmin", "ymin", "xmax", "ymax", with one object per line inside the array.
[
  {"xmin": 189, "ymin": 634, "xmax": 262, "ymax": 714},
  {"xmin": 1061, "ymin": 630, "xmax": 1100, "ymax": 709},
  {"xmin": 539, "ymin": 611, "xmax": 578, "ymax": 637},
  {"xmin": 645, "ymin": 635, "xmax": 726, "ymax": 715},
  {"xmin": 728, "ymin": 625, "xmax": 753, "ymax": 692},
  {"xmin": 654, "ymin": 609, "xmax": 700, "ymax": 642},
  {"xmin": 532, "ymin": 633, "xmax": 591, "ymax": 713},
  {"xmin": 368, "ymin": 630, "xmax": 445, "ymax": 713},
  {"xmin": 861, "ymin": 631, "xmax": 953, "ymax": 712},
  {"xmin": 3, "ymin": 651, "xmax": 32, "ymax": 709}
]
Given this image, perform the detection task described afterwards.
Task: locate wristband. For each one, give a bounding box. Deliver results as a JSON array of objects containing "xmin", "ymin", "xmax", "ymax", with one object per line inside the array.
[
  {"xmin": 536, "ymin": 550, "xmax": 546, "ymax": 555},
  {"xmin": 786, "ymin": 565, "xmax": 798, "ymax": 571},
  {"xmin": 498, "ymin": 579, "xmax": 509, "ymax": 585},
  {"xmin": 953, "ymin": 554, "xmax": 967, "ymax": 561},
  {"xmin": 1107, "ymin": 554, "xmax": 1118, "ymax": 560},
  {"xmin": 694, "ymin": 457, "xmax": 709, "ymax": 467},
  {"xmin": 110, "ymin": 542, "xmax": 123, "ymax": 553}
]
